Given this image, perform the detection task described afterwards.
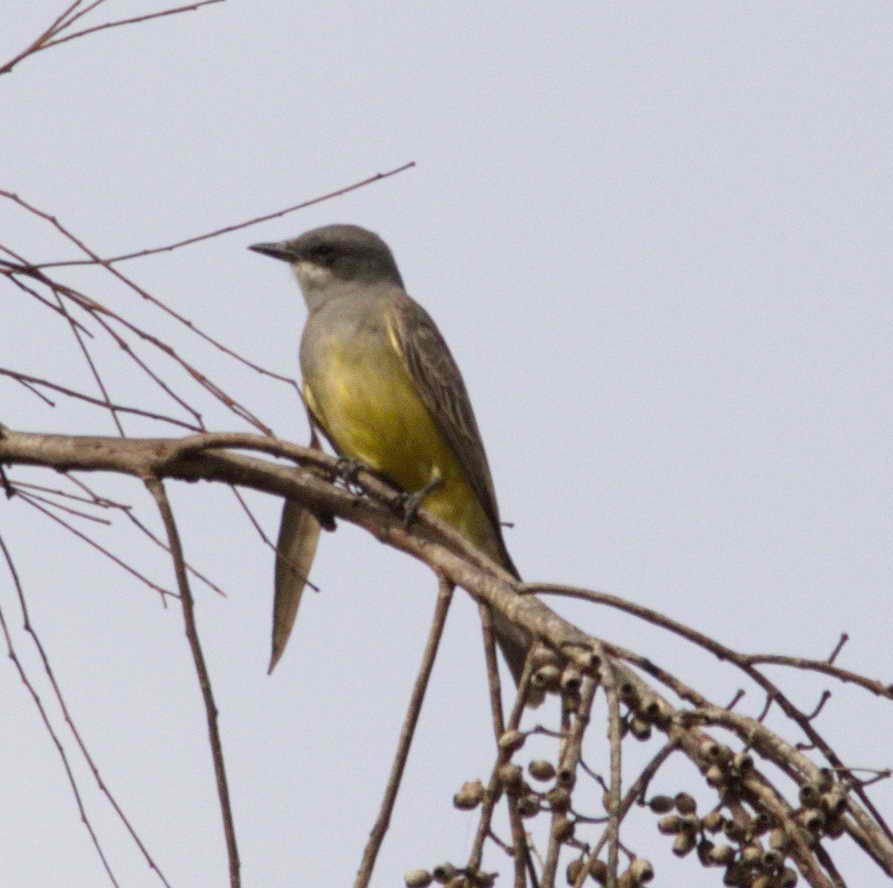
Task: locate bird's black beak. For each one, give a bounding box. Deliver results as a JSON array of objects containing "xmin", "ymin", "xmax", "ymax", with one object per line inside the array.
[{"xmin": 248, "ymin": 241, "xmax": 295, "ymax": 262}]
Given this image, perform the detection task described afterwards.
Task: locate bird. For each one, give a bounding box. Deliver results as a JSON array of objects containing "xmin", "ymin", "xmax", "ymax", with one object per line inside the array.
[{"xmin": 249, "ymin": 224, "xmax": 531, "ymax": 688}]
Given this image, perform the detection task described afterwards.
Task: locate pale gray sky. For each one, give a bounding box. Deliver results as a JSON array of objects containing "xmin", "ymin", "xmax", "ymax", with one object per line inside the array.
[{"xmin": 2, "ymin": 2, "xmax": 891, "ymax": 886}]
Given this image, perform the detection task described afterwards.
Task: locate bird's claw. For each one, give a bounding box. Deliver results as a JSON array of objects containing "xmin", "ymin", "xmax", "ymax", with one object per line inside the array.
[
  {"xmin": 334, "ymin": 457, "xmax": 364, "ymax": 491},
  {"xmin": 398, "ymin": 476, "xmax": 442, "ymax": 528}
]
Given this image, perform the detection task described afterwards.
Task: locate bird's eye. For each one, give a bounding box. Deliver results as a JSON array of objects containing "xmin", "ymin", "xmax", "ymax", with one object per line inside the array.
[{"xmin": 312, "ymin": 245, "xmax": 337, "ymax": 266}]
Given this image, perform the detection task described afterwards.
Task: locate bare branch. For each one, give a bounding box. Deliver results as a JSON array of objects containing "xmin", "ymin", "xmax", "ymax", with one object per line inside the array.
[
  {"xmin": 354, "ymin": 577, "xmax": 454, "ymax": 888},
  {"xmin": 479, "ymin": 601, "xmax": 506, "ymax": 739},
  {"xmin": 36, "ymin": 162, "xmax": 417, "ymax": 270},
  {"xmin": 144, "ymin": 475, "xmax": 240, "ymax": 888},
  {"xmin": 0, "ymin": 367, "xmax": 204, "ymax": 431},
  {"xmin": 14, "ymin": 490, "xmax": 175, "ymax": 600},
  {"xmin": 0, "ymin": 533, "xmax": 121, "ymax": 885},
  {"xmin": 3, "ymin": 427, "xmax": 892, "ymax": 884},
  {"xmin": 0, "ymin": 0, "xmax": 224, "ymax": 75}
]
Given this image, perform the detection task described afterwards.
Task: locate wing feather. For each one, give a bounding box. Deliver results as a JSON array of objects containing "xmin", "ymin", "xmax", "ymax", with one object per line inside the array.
[{"xmin": 389, "ymin": 292, "xmax": 518, "ymax": 576}]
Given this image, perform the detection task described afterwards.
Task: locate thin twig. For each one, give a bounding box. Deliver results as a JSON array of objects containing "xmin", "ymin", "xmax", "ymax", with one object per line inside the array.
[
  {"xmin": 56, "ymin": 282, "xmax": 269, "ymax": 433},
  {"xmin": 828, "ymin": 633, "xmax": 849, "ymax": 664},
  {"xmin": 531, "ymin": 583, "xmax": 893, "ymax": 845},
  {"xmin": 0, "ymin": 533, "xmax": 121, "ymax": 886},
  {"xmin": 5, "ymin": 427, "xmax": 893, "ymax": 881},
  {"xmin": 479, "ymin": 602, "xmax": 505, "ymax": 740},
  {"xmin": 10, "ymin": 486, "xmax": 112, "ymax": 524},
  {"xmin": 51, "ymin": 1, "xmax": 109, "ymax": 37},
  {"xmin": 467, "ymin": 648, "xmax": 538, "ymax": 883},
  {"xmin": 11, "ymin": 479, "xmax": 114, "ymax": 506},
  {"xmin": 39, "ymin": 473, "xmax": 225, "ymax": 598},
  {"xmin": 354, "ymin": 576, "xmax": 453, "ymax": 888},
  {"xmin": 144, "ymin": 476, "xmax": 240, "ymax": 888},
  {"xmin": 578, "ymin": 741, "xmax": 678, "ymax": 887},
  {"xmin": 3, "ymin": 164, "xmax": 416, "ymax": 395},
  {"xmin": 0, "ymin": 0, "xmax": 222, "ymax": 74},
  {"xmin": 70, "ymin": 298, "xmax": 206, "ymax": 430},
  {"xmin": 41, "ymin": 1, "xmax": 224, "ymax": 52},
  {"xmin": 16, "ymin": 492, "xmax": 174, "ymax": 600},
  {"xmin": 744, "ymin": 651, "xmax": 888, "ymax": 697},
  {"xmin": 36, "ymin": 162, "xmax": 417, "ymax": 270},
  {"xmin": 2, "ymin": 194, "xmax": 272, "ymax": 432},
  {"xmin": 2, "ymin": 523, "xmax": 173, "ymax": 884},
  {"xmin": 0, "ymin": 0, "xmax": 81, "ymax": 74},
  {"xmin": 0, "ymin": 367, "xmax": 203, "ymax": 431},
  {"xmin": 3, "ymin": 265, "xmax": 94, "ymax": 335},
  {"xmin": 541, "ymin": 689, "xmax": 576, "ymax": 886},
  {"xmin": 229, "ymin": 485, "xmax": 319, "ymax": 593},
  {"xmin": 50, "ymin": 283, "xmax": 125, "ymax": 435},
  {"xmin": 601, "ymin": 659, "xmax": 623, "ymax": 887}
]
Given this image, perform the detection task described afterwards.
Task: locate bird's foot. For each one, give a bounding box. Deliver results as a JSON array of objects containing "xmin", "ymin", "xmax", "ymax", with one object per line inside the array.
[
  {"xmin": 397, "ymin": 476, "xmax": 443, "ymax": 528},
  {"xmin": 334, "ymin": 457, "xmax": 365, "ymax": 491}
]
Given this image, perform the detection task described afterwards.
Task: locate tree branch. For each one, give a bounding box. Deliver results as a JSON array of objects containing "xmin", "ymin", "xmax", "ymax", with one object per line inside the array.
[{"xmin": 143, "ymin": 476, "xmax": 240, "ymax": 888}]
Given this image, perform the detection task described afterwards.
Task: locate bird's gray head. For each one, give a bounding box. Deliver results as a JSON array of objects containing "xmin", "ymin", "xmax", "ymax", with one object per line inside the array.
[{"xmin": 249, "ymin": 224, "xmax": 403, "ymax": 308}]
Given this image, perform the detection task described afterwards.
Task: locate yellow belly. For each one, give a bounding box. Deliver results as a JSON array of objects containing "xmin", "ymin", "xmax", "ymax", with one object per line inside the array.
[{"xmin": 303, "ymin": 343, "xmax": 498, "ymax": 557}]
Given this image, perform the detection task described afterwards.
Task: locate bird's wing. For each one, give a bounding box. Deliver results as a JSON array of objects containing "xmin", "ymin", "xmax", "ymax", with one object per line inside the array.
[{"xmin": 388, "ymin": 291, "xmax": 516, "ymax": 573}]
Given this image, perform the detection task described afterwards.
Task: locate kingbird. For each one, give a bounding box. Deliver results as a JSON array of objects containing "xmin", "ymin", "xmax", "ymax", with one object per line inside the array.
[{"xmin": 250, "ymin": 224, "xmax": 530, "ymax": 687}]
